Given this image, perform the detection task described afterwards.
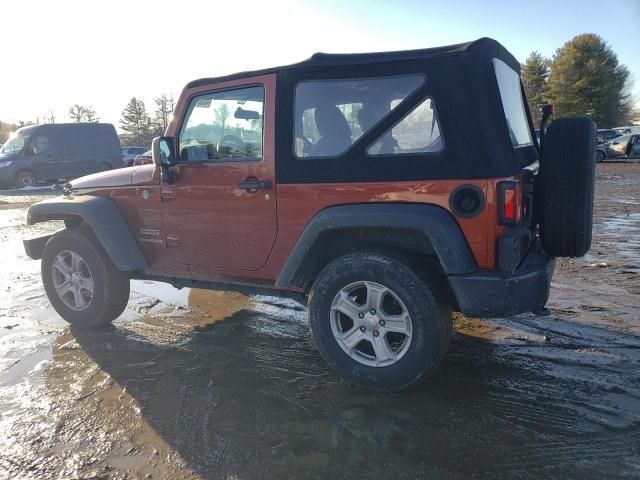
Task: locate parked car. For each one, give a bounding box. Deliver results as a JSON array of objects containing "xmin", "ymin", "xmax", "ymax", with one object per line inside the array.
[
  {"xmin": 133, "ymin": 150, "xmax": 152, "ymax": 166},
  {"xmin": 121, "ymin": 146, "xmax": 149, "ymax": 166},
  {"xmin": 0, "ymin": 123, "xmax": 121, "ymax": 188},
  {"xmin": 596, "ymin": 129, "xmax": 620, "ymax": 144},
  {"xmin": 24, "ymin": 38, "xmax": 596, "ymax": 390},
  {"xmin": 596, "ymin": 134, "xmax": 640, "ymax": 161},
  {"xmin": 613, "ymin": 126, "xmax": 640, "ymax": 136}
]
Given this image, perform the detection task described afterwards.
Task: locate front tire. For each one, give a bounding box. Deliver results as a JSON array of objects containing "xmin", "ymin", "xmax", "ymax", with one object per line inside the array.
[
  {"xmin": 42, "ymin": 228, "xmax": 130, "ymax": 329},
  {"xmin": 308, "ymin": 252, "xmax": 452, "ymax": 390},
  {"xmin": 15, "ymin": 170, "xmax": 36, "ymax": 188}
]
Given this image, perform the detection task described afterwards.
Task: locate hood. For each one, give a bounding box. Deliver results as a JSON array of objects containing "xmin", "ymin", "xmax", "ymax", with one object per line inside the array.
[
  {"xmin": 0, "ymin": 151, "xmax": 19, "ymax": 161},
  {"xmin": 70, "ymin": 165, "xmax": 155, "ymax": 191}
]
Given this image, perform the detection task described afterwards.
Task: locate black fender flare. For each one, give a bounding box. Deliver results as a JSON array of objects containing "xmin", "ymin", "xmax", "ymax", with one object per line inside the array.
[
  {"xmin": 275, "ymin": 203, "xmax": 477, "ymax": 289},
  {"xmin": 25, "ymin": 195, "xmax": 148, "ymax": 272}
]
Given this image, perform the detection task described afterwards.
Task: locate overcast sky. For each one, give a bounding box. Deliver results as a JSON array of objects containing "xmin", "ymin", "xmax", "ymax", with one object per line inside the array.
[{"xmin": 2, "ymin": 0, "xmax": 638, "ymax": 130}]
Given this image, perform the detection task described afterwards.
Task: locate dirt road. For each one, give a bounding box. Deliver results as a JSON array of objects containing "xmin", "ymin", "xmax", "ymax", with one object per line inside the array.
[{"xmin": 1, "ymin": 164, "xmax": 639, "ymax": 479}]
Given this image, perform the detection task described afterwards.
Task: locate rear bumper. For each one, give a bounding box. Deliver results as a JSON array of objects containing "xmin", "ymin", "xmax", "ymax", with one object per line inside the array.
[{"xmin": 449, "ymin": 242, "xmax": 555, "ymax": 318}]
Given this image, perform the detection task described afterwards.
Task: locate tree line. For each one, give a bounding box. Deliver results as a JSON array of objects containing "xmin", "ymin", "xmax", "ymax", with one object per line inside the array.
[
  {"xmin": 2, "ymin": 33, "xmax": 637, "ymax": 146},
  {"xmin": 521, "ymin": 33, "xmax": 635, "ymax": 128},
  {"xmin": 0, "ymin": 95, "xmax": 176, "ymax": 147}
]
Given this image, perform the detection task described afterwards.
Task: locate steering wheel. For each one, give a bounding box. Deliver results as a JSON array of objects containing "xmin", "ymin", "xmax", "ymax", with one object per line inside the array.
[{"xmin": 217, "ymin": 135, "xmax": 245, "ymax": 157}]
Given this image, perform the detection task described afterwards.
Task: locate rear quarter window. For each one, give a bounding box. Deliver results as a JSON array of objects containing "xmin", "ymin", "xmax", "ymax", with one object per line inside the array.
[{"xmin": 493, "ymin": 58, "xmax": 533, "ymax": 148}]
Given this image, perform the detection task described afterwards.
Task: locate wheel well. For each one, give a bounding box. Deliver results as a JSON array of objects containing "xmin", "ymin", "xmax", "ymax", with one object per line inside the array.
[
  {"xmin": 293, "ymin": 227, "xmax": 458, "ymax": 308},
  {"xmin": 15, "ymin": 168, "xmax": 36, "ymax": 179}
]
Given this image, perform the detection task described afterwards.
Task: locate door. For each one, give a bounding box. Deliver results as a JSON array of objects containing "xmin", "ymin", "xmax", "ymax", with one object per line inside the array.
[
  {"xmin": 630, "ymin": 136, "xmax": 640, "ymax": 156},
  {"xmin": 26, "ymin": 135, "xmax": 57, "ymax": 181},
  {"xmin": 160, "ymin": 74, "xmax": 277, "ymax": 271},
  {"xmin": 608, "ymin": 135, "xmax": 630, "ymax": 157}
]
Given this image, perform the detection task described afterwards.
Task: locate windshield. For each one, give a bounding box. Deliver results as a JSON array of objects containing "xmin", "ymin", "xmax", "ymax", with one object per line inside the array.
[
  {"xmin": 0, "ymin": 133, "xmax": 28, "ymax": 156},
  {"xmin": 493, "ymin": 58, "xmax": 533, "ymax": 148}
]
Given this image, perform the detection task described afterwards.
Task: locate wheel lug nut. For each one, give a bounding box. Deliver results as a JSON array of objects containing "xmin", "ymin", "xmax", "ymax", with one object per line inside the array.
[
  {"xmin": 358, "ymin": 312, "xmax": 365, "ymax": 319},
  {"xmin": 370, "ymin": 309, "xmax": 376, "ymax": 315},
  {"xmin": 360, "ymin": 326, "xmax": 366, "ymax": 332},
  {"xmin": 379, "ymin": 320, "xmax": 386, "ymax": 326},
  {"xmin": 373, "ymin": 330, "xmax": 379, "ymax": 337}
]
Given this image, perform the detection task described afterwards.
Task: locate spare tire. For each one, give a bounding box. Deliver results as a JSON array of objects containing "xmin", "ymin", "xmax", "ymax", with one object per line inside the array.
[{"xmin": 539, "ymin": 117, "xmax": 596, "ymax": 257}]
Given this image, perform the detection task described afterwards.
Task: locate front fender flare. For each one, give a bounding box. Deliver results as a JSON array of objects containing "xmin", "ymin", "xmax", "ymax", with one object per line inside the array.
[{"xmin": 26, "ymin": 195, "xmax": 148, "ymax": 272}]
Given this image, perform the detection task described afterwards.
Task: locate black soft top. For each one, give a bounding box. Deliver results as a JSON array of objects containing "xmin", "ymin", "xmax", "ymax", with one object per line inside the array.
[
  {"xmin": 187, "ymin": 38, "xmax": 520, "ymax": 88},
  {"xmin": 185, "ymin": 38, "xmax": 537, "ymax": 183}
]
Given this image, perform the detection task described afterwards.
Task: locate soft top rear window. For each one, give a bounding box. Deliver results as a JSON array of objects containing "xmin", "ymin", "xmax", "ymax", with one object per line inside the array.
[{"xmin": 493, "ymin": 58, "xmax": 533, "ymax": 148}]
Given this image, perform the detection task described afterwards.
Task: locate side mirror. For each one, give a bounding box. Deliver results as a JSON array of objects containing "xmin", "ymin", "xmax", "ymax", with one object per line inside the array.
[
  {"xmin": 152, "ymin": 136, "xmax": 176, "ymax": 184},
  {"xmin": 152, "ymin": 136, "xmax": 175, "ymax": 166}
]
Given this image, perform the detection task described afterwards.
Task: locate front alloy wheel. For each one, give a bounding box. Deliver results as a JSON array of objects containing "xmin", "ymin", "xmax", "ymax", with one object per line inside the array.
[
  {"xmin": 42, "ymin": 228, "xmax": 130, "ymax": 328},
  {"xmin": 51, "ymin": 250, "xmax": 94, "ymax": 311}
]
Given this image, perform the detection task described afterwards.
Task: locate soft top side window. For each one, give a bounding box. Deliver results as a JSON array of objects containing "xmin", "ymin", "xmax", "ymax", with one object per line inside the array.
[
  {"xmin": 367, "ymin": 97, "xmax": 443, "ymax": 156},
  {"xmin": 179, "ymin": 85, "xmax": 264, "ymax": 163},
  {"xmin": 294, "ymin": 74, "xmax": 425, "ymax": 158}
]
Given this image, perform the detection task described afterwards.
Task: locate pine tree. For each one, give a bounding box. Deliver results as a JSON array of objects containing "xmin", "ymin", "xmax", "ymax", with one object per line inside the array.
[
  {"xmin": 521, "ymin": 52, "xmax": 550, "ymax": 125},
  {"xmin": 120, "ymin": 98, "xmax": 154, "ymax": 145},
  {"xmin": 547, "ymin": 34, "xmax": 632, "ymax": 128}
]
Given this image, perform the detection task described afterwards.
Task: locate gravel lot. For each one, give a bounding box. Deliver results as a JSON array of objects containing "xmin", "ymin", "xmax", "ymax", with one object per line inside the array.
[{"xmin": 1, "ymin": 163, "xmax": 639, "ymax": 479}]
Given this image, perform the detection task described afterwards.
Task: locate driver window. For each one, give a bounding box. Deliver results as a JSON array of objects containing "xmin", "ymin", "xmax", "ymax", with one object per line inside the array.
[
  {"xmin": 31, "ymin": 136, "xmax": 50, "ymax": 155},
  {"xmin": 179, "ymin": 86, "xmax": 264, "ymax": 163}
]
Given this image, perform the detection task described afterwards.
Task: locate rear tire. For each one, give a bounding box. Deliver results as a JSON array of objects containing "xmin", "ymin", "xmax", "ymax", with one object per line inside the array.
[
  {"xmin": 596, "ymin": 150, "xmax": 605, "ymax": 163},
  {"xmin": 308, "ymin": 252, "xmax": 452, "ymax": 390},
  {"xmin": 15, "ymin": 170, "xmax": 36, "ymax": 188},
  {"xmin": 41, "ymin": 228, "xmax": 130, "ymax": 329},
  {"xmin": 539, "ymin": 117, "xmax": 596, "ymax": 257}
]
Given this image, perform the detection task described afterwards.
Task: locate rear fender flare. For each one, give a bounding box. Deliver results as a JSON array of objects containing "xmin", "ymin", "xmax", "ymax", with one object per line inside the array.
[{"xmin": 275, "ymin": 203, "xmax": 477, "ymax": 290}]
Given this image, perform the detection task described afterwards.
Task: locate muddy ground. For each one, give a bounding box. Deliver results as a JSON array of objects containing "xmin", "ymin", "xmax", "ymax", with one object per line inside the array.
[{"xmin": 1, "ymin": 163, "xmax": 639, "ymax": 480}]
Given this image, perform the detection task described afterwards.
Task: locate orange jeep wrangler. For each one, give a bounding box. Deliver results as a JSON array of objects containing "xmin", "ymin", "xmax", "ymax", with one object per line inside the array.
[{"xmin": 24, "ymin": 38, "xmax": 596, "ymax": 389}]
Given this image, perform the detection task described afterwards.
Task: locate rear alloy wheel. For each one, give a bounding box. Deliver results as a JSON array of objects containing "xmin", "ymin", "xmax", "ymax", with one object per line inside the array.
[
  {"xmin": 15, "ymin": 170, "xmax": 36, "ymax": 188},
  {"xmin": 596, "ymin": 150, "xmax": 605, "ymax": 163},
  {"xmin": 309, "ymin": 252, "xmax": 452, "ymax": 390},
  {"xmin": 330, "ymin": 281, "xmax": 413, "ymax": 367}
]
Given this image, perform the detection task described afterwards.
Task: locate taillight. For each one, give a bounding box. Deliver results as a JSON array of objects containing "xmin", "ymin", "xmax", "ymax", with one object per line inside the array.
[{"xmin": 498, "ymin": 181, "xmax": 522, "ymax": 224}]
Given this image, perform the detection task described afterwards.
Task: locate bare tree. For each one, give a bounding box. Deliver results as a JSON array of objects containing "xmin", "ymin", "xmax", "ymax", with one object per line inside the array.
[
  {"xmin": 214, "ymin": 104, "xmax": 230, "ymax": 137},
  {"xmin": 69, "ymin": 104, "xmax": 85, "ymax": 122},
  {"xmin": 68, "ymin": 104, "xmax": 100, "ymax": 123},
  {"xmin": 154, "ymin": 94, "xmax": 175, "ymax": 134}
]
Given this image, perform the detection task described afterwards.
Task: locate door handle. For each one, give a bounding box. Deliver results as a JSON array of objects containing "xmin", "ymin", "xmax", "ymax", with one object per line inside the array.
[{"xmin": 237, "ymin": 179, "xmax": 272, "ymax": 190}]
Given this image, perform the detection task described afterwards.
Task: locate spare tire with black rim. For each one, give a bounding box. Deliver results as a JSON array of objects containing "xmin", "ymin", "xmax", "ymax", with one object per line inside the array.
[{"xmin": 539, "ymin": 117, "xmax": 596, "ymax": 258}]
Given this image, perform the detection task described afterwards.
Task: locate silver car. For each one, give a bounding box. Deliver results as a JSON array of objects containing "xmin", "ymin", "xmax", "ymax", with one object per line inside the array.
[{"xmin": 121, "ymin": 146, "xmax": 149, "ymax": 167}]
